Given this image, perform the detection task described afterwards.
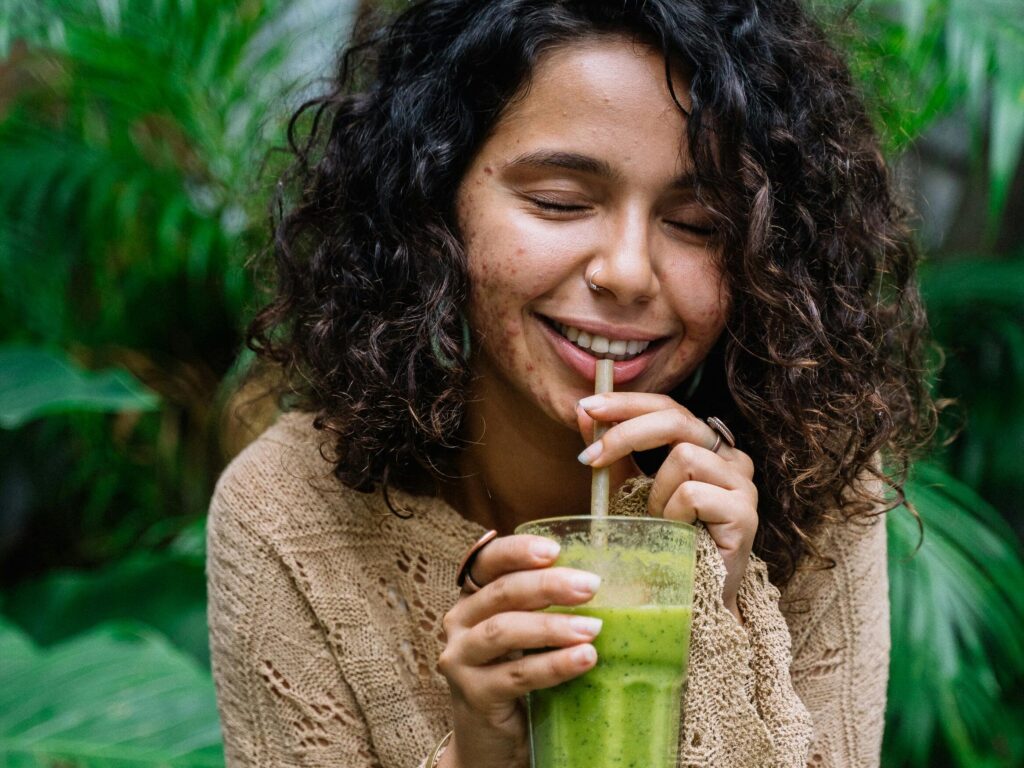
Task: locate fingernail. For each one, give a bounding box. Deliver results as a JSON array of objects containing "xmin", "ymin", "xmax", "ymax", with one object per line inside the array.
[
  {"xmin": 531, "ymin": 539, "xmax": 560, "ymax": 560},
  {"xmin": 577, "ymin": 441, "xmax": 602, "ymax": 465},
  {"xmin": 572, "ymin": 644, "xmax": 597, "ymax": 665},
  {"xmin": 569, "ymin": 616, "xmax": 603, "ymax": 636},
  {"xmin": 569, "ymin": 572, "xmax": 601, "ymax": 594},
  {"xmin": 577, "ymin": 395, "xmax": 605, "ymax": 411}
]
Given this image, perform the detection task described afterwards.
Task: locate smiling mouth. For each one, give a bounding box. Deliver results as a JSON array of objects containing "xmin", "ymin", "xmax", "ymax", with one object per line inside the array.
[{"xmin": 539, "ymin": 316, "xmax": 664, "ymax": 362}]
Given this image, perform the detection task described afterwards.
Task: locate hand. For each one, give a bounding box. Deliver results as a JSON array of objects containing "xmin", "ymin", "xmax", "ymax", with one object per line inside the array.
[
  {"xmin": 437, "ymin": 535, "xmax": 603, "ymax": 768},
  {"xmin": 576, "ymin": 393, "xmax": 758, "ymax": 621}
]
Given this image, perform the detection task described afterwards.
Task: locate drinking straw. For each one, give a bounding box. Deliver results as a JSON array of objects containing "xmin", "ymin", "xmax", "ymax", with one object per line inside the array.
[{"xmin": 589, "ymin": 359, "xmax": 614, "ymax": 518}]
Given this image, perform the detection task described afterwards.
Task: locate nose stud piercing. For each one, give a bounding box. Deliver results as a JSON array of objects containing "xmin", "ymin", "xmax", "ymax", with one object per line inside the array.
[{"xmin": 587, "ymin": 268, "xmax": 604, "ymax": 293}]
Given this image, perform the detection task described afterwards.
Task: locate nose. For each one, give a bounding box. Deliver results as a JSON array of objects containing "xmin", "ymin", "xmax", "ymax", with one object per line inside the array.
[{"xmin": 588, "ymin": 208, "xmax": 659, "ymax": 305}]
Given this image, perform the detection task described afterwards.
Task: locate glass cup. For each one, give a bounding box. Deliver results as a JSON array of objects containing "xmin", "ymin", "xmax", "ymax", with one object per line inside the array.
[{"xmin": 514, "ymin": 516, "xmax": 696, "ymax": 768}]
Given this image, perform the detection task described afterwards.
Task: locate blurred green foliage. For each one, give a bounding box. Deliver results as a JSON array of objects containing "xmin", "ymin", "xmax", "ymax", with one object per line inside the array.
[
  {"xmin": 0, "ymin": 618, "xmax": 223, "ymax": 766},
  {"xmin": 0, "ymin": 0, "xmax": 1022, "ymax": 766},
  {"xmin": 889, "ymin": 463, "xmax": 1024, "ymax": 766},
  {"xmin": 829, "ymin": 0, "xmax": 1024, "ymax": 228}
]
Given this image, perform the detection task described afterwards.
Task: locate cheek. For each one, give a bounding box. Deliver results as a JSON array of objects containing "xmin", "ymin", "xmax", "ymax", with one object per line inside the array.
[{"xmin": 463, "ymin": 206, "xmax": 574, "ymax": 297}]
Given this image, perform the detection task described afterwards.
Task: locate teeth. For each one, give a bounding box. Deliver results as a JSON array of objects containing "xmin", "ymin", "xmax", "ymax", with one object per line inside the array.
[{"xmin": 553, "ymin": 321, "xmax": 653, "ymax": 360}]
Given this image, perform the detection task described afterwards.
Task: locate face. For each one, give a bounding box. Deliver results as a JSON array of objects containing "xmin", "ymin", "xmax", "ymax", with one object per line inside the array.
[{"xmin": 455, "ymin": 37, "xmax": 729, "ymax": 432}]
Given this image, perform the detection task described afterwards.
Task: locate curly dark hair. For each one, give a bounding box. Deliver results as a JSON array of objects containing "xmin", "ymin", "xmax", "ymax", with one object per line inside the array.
[{"xmin": 248, "ymin": 0, "xmax": 938, "ymax": 584}]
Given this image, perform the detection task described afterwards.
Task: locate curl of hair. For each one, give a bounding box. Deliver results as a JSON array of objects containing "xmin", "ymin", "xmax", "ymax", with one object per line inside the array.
[{"xmin": 248, "ymin": 0, "xmax": 938, "ymax": 584}]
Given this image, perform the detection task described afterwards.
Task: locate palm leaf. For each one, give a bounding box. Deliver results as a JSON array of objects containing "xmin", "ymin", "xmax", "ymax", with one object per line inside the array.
[
  {"xmin": 0, "ymin": 619, "xmax": 223, "ymax": 767},
  {"xmin": 819, "ymin": 0, "xmax": 1024, "ymax": 227},
  {"xmin": 2, "ymin": 549, "xmax": 209, "ymax": 667},
  {"xmin": 918, "ymin": 257, "xmax": 1024, "ymax": 524},
  {"xmin": 0, "ymin": 346, "xmax": 159, "ymax": 429},
  {"xmin": 885, "ymin": 461, "xmax": 1024, "ymax": 767}
]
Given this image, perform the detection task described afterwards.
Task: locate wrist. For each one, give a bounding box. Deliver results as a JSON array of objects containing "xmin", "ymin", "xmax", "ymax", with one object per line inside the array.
[{"xmin": 444, "ymin": 720, "xmax": 531, "ymax": 768}]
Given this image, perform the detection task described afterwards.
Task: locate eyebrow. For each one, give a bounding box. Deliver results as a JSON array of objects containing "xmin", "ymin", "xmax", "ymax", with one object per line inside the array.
[{"xmin": 502, "ymin": 150, "xmax": 695, "ymax": 190}]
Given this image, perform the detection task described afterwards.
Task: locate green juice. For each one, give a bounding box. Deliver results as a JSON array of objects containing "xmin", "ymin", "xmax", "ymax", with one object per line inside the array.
[{"xmin": 528, "ymin": 604, "xmax": 692, "ymax": 768}]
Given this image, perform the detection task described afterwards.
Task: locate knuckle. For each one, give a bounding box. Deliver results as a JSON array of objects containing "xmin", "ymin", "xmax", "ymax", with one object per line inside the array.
[
  {"xmin": 678, "ymin": 480, "xmax": 698, "ymax": 502},
  {"xmin": 552, "ymin": 650, "xmax": 572, "ymax": 678},
  {"xmin": 508, "ymin": 656, "xmax": 530, "ymax": 689},
  {"xmin": 441, "ymin": 611, "xmax": 457, "ymax": 636},
  {"xmin": 482, "ymin": 615, "xmax": 504, "ymax": 644},
  {"xmin": 667, "ymin": 410, "xmax": 688, "ymax": 435},
  {"xmin": 489, "ymin": 574, "xmax": 510, "ymax": 604},
  {"xmin": 540, "ymin": 569, "xmax": 562, "ymax": 600},
  {"xmin": 673, "ymin": 441, "xmax": 697, "ymax": 463},
  {"xmin": 737, "ymin": 450, "xmax": 755, "ymax": 475},
  {"xmin": 543, "ymin": 611, "xmax": 564, "ymax": 636},
  {"xmin": 436, "ymin": 648, "xmax": 455, "ymax": 676}
]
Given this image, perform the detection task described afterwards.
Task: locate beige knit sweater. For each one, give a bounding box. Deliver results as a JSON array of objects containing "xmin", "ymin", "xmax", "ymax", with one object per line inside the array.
[{"xmin": 207, "ymin": 412, "xmax": 889, "ymax": 768}]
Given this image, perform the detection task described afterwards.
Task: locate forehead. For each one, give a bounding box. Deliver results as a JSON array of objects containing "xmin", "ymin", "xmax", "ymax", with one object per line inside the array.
[{"xmin": 484, "ymin": 36, "xmax": 692, "ymax": 174}]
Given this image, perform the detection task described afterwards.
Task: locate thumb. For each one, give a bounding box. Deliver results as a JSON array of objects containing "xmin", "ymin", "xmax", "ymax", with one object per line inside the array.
[
  {"xmin": 575, "ymin": 402, "xmax": 644, "ymax": 486},
  {"xmin": 575, "ymin": 401, "xmax": 598, "ymax": 445}
]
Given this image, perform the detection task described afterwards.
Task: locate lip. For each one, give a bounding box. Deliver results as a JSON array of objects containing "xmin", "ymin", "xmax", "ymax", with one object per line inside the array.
[
  {"xmin": 540, "ymin": 314, "xmax": 669, "ymax": 343},
  {"xmin": 535, "ymin": 314, "xmax": 665, "ymax": 385}
]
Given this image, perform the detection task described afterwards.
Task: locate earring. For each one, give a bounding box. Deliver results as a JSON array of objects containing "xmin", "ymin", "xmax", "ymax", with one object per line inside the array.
[
  {"xmin": 430, "ymin": 312, "xmax": 472, "ymax": 370},
  {"xmin": 587, "ymin": 267, "xmax": 604, "ymax": 292},
  {"xmin": 681, "ymin": 360, "xmax": 705, "ymax": 401}
]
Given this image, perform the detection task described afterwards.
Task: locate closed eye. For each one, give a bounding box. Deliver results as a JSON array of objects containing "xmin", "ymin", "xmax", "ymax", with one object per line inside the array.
[
  {"xmin": 529, "ymin": 198, "xmax": 590, "ymax": 213},
  {"xmin": 667, "ymin": 220, "xmax": 715, "ymax": 237}
]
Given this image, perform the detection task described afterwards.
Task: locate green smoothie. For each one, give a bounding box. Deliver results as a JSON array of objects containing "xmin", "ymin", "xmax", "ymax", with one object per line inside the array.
[
  {"xmin": 515, "ymin": 517, "xmax": 696, "ymax": 768},
  {"xmin": 528, "ymin": 604, "xmax": 692, "ymax": 768}
]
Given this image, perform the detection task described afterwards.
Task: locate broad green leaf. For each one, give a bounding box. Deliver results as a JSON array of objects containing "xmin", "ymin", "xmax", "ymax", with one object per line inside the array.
[
  {"xmin": 989, "ymin": 40, "xmax": 1024, "ymax": 228},
  {"xmin": 885, "ymin": 461, "xmax": 1024, "ymax": 767},
  {"xmin": 0, "ymin": 619, "xmax": 224, "ymax": 767},
  {"xmin": 819, "ymin": 0, "xmax": 1024, "ymax": 228},
  {"xmin": 2, "ymin": 551, "xmax": 209, "ymax": 667},
  {"xmin": 0, "ymin": 346, "xmax": 159, "ymax": 429},
  {"xmin": 919, "ymin": 257, "xmax": 1024, "ymax": 309}
]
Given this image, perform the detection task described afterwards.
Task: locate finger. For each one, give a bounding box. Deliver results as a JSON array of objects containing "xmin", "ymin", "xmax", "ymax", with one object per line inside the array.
[
  {"xmin": 468, "ymin": 534, "xmax": 561, "ymax": 589},
  {"xmin": 661, "ymin": 482, "xmax": 758, "ymax": 553},
  {"xmin": 578, "ymin": 408, "xmax": 720, "ymax": 468},
  {"xmin": 458, "ymin": 567, "xmax": 601, "ymax": 628},
  {"xmin": 577, "ymin": 401, "xmax": 646, "ymax": 493},
  {"xmin": 648, "ymin": 442, "xmax": 753, "ymax": 517},
  {"xmin": 459, "ymin": 611, "xmax": 603, "ymax": 666},
  {"xmin": 578, "ymin": 391, "xmax": 684, "ymax": 421},
  {"xmin": 471, "ymin": 644, "xmax": 598, "ymax": 703}
]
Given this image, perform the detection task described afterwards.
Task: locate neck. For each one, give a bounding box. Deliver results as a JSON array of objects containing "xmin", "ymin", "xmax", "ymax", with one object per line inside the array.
[{"xmin": 440, "ymin": 377, "xmax": 593, "ymax": 535}]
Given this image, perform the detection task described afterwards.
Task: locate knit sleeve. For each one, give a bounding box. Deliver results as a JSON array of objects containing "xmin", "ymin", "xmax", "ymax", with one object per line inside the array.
[
  {"xmin": 611, "ymin": 478, "xmax": 814, "ymax": 767},
  {"xmin": 207, "ymin": 482, "xmax": 382, "ymax": 768},
  {"xmin": 780, "ymin": 514, "xmax": 890, "ymax": 767}
]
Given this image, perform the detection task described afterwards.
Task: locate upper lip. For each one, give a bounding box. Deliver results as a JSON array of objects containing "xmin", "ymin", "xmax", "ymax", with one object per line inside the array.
[{"xmin": 537, "ymin": 313, "xmax": 670, "ymax": 342}]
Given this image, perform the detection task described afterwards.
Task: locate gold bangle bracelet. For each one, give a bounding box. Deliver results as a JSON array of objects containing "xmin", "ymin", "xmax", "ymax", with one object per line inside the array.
[{"xmin": 428, "ymin": 730, "xmax": 453, "ymax": 768}]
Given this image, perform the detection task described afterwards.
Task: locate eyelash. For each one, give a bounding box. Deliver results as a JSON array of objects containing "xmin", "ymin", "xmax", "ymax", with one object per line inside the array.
[
  {"xmin": 531, "ymin": 199, "xmax": 587, "ymax": 213},
  {"xmin": 529, "ymin": 198, "xmax": 715, "ymax": 237}
]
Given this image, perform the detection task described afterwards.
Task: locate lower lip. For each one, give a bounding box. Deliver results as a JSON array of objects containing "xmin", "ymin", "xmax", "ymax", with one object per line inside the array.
[{"xmin": 536, "ymin": 316, "xmax": 661, "ymax": 385}]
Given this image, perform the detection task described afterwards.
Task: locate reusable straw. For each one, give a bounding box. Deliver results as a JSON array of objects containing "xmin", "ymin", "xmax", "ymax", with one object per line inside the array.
[{"xmin": 589, "ymin": 359, "xmax": 615, "ymax": 518}]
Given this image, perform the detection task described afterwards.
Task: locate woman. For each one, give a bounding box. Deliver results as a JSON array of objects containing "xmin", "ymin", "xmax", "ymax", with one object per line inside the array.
[{"xmin": 207, "ymin": 1, "xmax": 935, "ymax": 766}]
